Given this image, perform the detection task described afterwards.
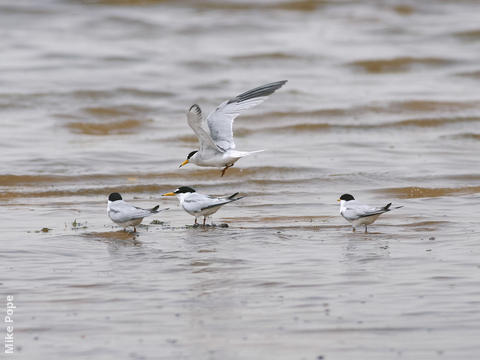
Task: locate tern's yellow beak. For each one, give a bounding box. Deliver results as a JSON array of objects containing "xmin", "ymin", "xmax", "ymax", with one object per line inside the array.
[
  {"xmin": 179, "ymin": 159, "xmax": 189, "ymax": 168},
  {"xmin": 162, "ymin": 192, "xmax": 176, "ymax": 196},
  {"xmin": 337, "ymin": 199, "xmax": 341, "ymax": 202}
]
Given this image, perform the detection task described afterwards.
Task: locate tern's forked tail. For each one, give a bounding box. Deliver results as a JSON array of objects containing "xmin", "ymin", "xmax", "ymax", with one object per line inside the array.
[
  {"xmin": 230, "ymin": 149, "xmax": 265, "ymax": 158},
  {"xmin": 150, "ymin": 206, "xmax": 169, "ymax": 213},
  {"xmin": 228, "ymin": 192, "xmax": 246, "ymax": 201},
  {"xmin": 384, "ymin": 203, "xmax": 404, "ymax": 212},
  {"xmin": 247, "ymin": 149, "xmax": 265, "ymax": 155},
  {"xmin": 228, "ymin": 194, "xmax": 245, "ymax": 203}
]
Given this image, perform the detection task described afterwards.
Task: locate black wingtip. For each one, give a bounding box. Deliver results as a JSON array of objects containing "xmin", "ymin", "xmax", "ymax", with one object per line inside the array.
[
  {"xmin": 151, "ymin": 205, "xmax": 160, "ymax": 213},
  {"xmin": 384, "ymin": 203, "xmax": 392, "ymax": 211},
  {"xmin": 228, "ymin": 192, "xmax": 239, "ymax": 199},
  {"xmin": 230, "ymin": 194, "xmax": 246, "ymax": 202},
  {"xmin": 189, "ymin": 104, "xmax": 201, "ymax": 114},
  {"xmin": 228, "ymin": 80, "xmax": 287, "ymax": 104}
]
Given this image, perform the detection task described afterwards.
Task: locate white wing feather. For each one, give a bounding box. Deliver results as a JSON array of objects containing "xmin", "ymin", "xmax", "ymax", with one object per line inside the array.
[{"xmin": 187, "ymin": 104, "xmax": 221, "ymax": 152}]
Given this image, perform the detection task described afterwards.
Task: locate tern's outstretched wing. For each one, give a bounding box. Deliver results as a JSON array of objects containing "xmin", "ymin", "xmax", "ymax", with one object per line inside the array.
[
  {"xmin": 187, "ymin": 104, "xmax": 221, "ymax": 153},
  {"xmin": 109, "ymin": 201, "xmax": 162, "ymax": 223},
  {"xmin": 206, "ymin": 80, "xmax": 287, "ymax": 151}
]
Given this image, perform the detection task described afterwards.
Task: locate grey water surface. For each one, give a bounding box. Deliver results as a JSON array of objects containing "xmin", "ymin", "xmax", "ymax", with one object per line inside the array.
[{"xmin": 1, "ymin": 0, "xmax": 480, "ymax": 359}]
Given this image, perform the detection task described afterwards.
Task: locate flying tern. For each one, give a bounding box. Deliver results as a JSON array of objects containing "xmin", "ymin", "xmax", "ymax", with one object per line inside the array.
[{"xmin": 179, "ymin": 80, "xmax": 287, "ymax": 176}]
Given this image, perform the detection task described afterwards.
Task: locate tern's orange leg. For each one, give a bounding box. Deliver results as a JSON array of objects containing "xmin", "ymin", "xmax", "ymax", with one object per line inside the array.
[{"xmin": 221, "ymin": 165, "xmax": 232, "ymax": 177}]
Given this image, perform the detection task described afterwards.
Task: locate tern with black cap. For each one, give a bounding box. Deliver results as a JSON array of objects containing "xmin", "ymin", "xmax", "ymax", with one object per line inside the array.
[
  {"xmin": 179, "ymin": 80, "xmax": 287, "ymax": 176},
  {"xmin": 163, "ymin": 186, "xmax": 244, "ymax": 226},
  {"xmin": 107, "ymin": 192, "xmax": 168, "ymax": 232},
  {"xmin": 338, "ymin": 194, "xmax": 403, "ymax": 233}
]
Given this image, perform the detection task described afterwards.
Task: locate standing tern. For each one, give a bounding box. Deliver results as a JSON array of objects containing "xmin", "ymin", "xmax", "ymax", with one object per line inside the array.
[
  {"xmin": 338, "ymin": 194, "xmax": 402, "ymax": 233},
  {"xmin": 179, "ymin": 80, "xmax": 287, "ymax": 176},
  {"xmin": 162, "ymin": 186, "xmax": 244, "ymax": 226},
  {"xmin": 107, "ymin": 192, "xmax": 167, "ymax": 232}
]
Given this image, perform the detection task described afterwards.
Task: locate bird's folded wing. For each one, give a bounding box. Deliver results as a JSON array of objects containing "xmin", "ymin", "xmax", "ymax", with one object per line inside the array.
[
  {"xmin": 182, "ymin": 192, "xmax": 236, "ymax": 212},
  {"xmin": 344, "ymin": 205, "xmax": 387, "ymax": 219},
  {"xmin": 187, "ymin": 104, "xmax": 221, "ymax": 152},
  {"xmin": 111, "ymin": 202, "xmax": 153, "ymax": 222},
  {"xmin": 206, "ymin": 80, "xmax": 287, "ymax": 151},
  {"xmin": 201, "ymin": 200, "xmax": 232, "ymax": 210},
  {"xmin": 182, "ymin": 193, "xmax": 215, "ymax": 212}
]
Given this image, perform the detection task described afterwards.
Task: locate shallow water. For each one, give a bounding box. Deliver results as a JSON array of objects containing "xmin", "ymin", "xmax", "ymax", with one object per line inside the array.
[{"xmin": 1, "ymin": 0, "xmax": 480, "ymax": 359}]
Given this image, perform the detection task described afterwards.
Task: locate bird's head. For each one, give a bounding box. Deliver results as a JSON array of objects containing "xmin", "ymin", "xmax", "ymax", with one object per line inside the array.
[
  {"xmin": 338, "ymin": 193, "xmax": 355, "ymax": 204},
  {"xmin": 179, "ymin": 150, "xmax": 198, "ymax": 168},
  {"xmin": 162, "ymin": 186, "xmax": 196, "ymax": 198},
  {"xmin": 108, "ymin": 192, "xmax": 122, "ymax": 202}
]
